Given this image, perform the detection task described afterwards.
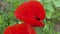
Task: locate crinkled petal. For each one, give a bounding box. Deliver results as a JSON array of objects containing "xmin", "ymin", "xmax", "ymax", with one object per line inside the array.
[
  {"xmin": 27, "ymin": 1, "xmax": 46, "ymax": 20},
  {"xmin": 4, "ymin": 24, "xmax": 36, "ymax": 34},
  {"xmin": 14, "ymin": 13, "xmax": 44, "ymax": 27}
]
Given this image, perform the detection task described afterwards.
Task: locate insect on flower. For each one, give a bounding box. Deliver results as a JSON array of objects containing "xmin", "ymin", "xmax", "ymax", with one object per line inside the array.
[
  {"xmin": 14, "ymin": 1, "xmax": 46, "ymax": 27},
  {"xmin": 4, "ymin": 24, "xmax": 36, "ymax": 34}
]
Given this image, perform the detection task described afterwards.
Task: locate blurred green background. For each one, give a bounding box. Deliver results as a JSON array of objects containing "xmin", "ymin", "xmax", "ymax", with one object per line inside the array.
[{"xmin": 0, "ymin": 0, "xmax": 60, "ymax": 34}]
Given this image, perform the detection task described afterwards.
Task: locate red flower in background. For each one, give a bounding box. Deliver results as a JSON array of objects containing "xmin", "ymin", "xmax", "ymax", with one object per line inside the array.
[
  {"xmin": 14, "ymin": 1, "xmax": 46, "ymax": 27},
  {"xmin": 4, "ymin": 24, "xmax": 36, "ymax": 34}
]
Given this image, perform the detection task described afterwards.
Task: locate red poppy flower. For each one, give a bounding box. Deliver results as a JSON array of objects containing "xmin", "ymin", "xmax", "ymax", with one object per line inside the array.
[
  {"xmin": 4, "ymin": 24, "xmax": 36, "ymax": 34},
  {"xmin": 14, "ymin": 1, "xmax": 46, "ymax": 27}
]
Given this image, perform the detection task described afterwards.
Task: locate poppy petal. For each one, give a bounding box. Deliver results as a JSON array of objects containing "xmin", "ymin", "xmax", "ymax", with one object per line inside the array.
[
  {"xmin": 26, "ymin": 1, "xmax": 46, "ymax": 20},
  {"xmin": 14, "ymin": 13, "xmax": 44, "ymax": 27},
  {"xmin": 14, "ymin": 3, "xmax": 35, "ymax": 18},
  {"xmin": 4, "ymin": 24, "xmax": 36, "ymax": 34},
  {"xmin": 4, "ymin": 26, "xmax": 14, "ymax": 34}
]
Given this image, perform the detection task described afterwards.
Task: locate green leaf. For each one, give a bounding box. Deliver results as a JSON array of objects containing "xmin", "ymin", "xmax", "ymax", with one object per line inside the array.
[
  {"xmin": 44, "ymin": 4, "xmax": 55, "ymax": 12},
  {"xmin": 44, "ymin": 0, "xmax": 52, "ymax": 3},
  {"xmin": 44, "ymin": 4, "xmax": 55, "ymax": 19},
  {"xmin": 46, "ymin": 10, "xmax": 53, "ymax": 19},
  {"xmin": 0, "ymin": 11, "xmax": 5, "ymax": 15},
  {"xmin": 8, "ymin": 12, "xmax": 14, "ymax": 19},
  {"xmin": 38, "ymin": 0, "xmax": 43, "ymax": 3},
  {"xmin": 35, "ymin": 28, "xmax": 43, "ymax": 34},
  {"xmin": 0, "ymin": 15, "xmax": 4, "ymax": 24},
  {"xmin": 53, "ymin": 0, "xmax": 60, "ymax": 7}
]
